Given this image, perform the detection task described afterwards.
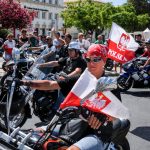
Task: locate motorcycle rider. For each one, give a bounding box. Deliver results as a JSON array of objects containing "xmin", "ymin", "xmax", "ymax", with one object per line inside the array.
[
  {"xmin": 16, "ymin": 44, "xmax": 130, "ymax": 150},
  {"xmin": 58, "ymin": 33, "xmax": 72, "ymax": 58},
  {"xmin": 38, "ymin": 41, "xmax": 87, "ymax": 80},
  {"xmin": 29, "ymin": 36, "xmax": 56, "ymax": 61}
]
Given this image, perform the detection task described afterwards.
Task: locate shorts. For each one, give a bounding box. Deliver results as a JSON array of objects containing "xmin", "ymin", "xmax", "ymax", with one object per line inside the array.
[{"xmin": 74, "ymin": 135, "xmax": 104, "ymax": 150}]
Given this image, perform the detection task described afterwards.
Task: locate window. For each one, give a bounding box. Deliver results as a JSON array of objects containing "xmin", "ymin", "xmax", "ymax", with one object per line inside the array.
[
  {"xmin": 49, "ymin": 0, "xmax": 52, "ymax": 4},
  {"xmin": 55, "ymin": 0, "xmax": 58, "ymax": 5},
  {"xmin": 36, "ymin": 11, "xmax": 40, "ymax": 18},
  {"xmin": 49, "ymin": 13, "xmax": 52, "ymax": 20},
  {"xmin": 55, "ymin": 13, "xmax": 58, "ymax": 20},
  {"xmin": 42, "ymin": 12, "xmax": 46, "ymax": 19},
  {"xmin": 42, "ymin": 0, "xmax": 46, "ymax": 3}
]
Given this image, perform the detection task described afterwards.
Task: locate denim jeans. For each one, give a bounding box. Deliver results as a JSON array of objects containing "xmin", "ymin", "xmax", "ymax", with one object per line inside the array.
[{"xmin": 74, "ymin": 135, "xmax": 104, "ymax": 150}]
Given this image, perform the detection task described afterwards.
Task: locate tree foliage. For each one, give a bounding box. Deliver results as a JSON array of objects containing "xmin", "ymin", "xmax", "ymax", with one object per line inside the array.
[
  {"xmin": 0, "ymin": 0, "xmax": 36, "ymax": 29},
  {"xmin": 61, "ymin": 0, "xmax": 150, "ymax": 33},
  {"xmin": 128, "ymin": 0, "xmax": 150, "ymax": 15},
  {"xmin": 61, "ymin": 0, "xmax": 115, "ymax": 34}
]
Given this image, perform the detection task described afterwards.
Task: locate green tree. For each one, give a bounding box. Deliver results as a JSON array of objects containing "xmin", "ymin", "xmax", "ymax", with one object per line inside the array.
[
  {"xmin": 127, "ymin": 0, "xmax": 150, "ymax": 15},
  {"xmin": 61, "ymin": 0, "xmax": 114, "ymax": 34}
]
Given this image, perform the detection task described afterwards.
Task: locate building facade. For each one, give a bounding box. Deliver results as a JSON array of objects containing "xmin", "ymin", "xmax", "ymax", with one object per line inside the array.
[{"xmin": 19, "ymin": 0, "xmax": 64, "ymax": 35}]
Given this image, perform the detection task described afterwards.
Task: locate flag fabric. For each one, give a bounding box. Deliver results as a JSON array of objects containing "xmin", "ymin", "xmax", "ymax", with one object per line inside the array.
[
  {"xmin": 60, "ymin": 69, "xmax": 129, "ymax": 119},
  {"xmin": 108, "ymin": 22, "xmax": 139, "ymax": 64}
]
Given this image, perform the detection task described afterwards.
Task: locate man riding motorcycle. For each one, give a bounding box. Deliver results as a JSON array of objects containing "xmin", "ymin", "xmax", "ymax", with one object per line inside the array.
[
  {"xmin": 38, "ymin": 41, "xmax": 87, "ymax": 80},
  {"xmin": 15, "ymin": 44, "xmax": 130, "ymax": 150}
]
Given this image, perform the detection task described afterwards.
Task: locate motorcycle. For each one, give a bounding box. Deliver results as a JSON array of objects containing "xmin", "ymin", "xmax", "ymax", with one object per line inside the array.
[
  {"xmin": 0, "ymin": 47, "xmax": 34, "ymax": 132},
  {"xmin": 0, "ymin": 77, "xmax": 130, "ymax": 150},
  {"xmin": 0, "ymin": 47, "xmax": 57, "ymax": 131},
  {"xmin": 117, "ymin": 57, "xmax": 149, "ymax": 91}
]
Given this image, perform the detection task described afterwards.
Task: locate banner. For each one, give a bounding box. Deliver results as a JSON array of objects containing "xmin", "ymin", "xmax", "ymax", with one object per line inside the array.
[
  {"xmin": 60, "ymin": 69, "xmax": 129, "ymax": 119},
  {"xmin": 108, "ymin": 22, "xmax": 139, "ymax": 64}
]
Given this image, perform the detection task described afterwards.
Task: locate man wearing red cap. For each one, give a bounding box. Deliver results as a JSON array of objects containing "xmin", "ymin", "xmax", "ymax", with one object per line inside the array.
[{"xmin": 10, "ymin": 44, "xmax": 129, "ymax": 150}]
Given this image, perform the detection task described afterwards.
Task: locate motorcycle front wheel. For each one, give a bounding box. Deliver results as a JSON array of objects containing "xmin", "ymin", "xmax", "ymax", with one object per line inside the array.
[
  {"xmin": 117, "ymin": 76, "xmax": 133, "ymax": 91},
  {"xmin": 0, "ymin": 105, "xmax": 28, "ymax": 132}
]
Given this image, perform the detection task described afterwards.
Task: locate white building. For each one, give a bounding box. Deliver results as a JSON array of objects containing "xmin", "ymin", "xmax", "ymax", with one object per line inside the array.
[{"xmin": 19, "ymin": 0, "xmax": 64, "ymax": 35}]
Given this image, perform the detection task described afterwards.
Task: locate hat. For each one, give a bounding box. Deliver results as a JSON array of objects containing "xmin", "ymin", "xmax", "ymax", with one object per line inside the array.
[
  {"xmin": 68, "ymin": 41, "xmax": 80, "ymax": 50},
  {"xmin": 86, "ymin": 44, "xmax": 108, "ymax": 61}
]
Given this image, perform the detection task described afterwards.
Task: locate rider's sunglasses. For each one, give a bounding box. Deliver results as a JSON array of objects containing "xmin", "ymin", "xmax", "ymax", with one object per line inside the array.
[{"xmin": 85, "ymin": 57, "xmax": 102, "ymax": 63}]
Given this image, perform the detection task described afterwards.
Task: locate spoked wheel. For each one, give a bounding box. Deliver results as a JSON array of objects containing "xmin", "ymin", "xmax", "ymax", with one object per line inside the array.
[
  {"xmin": 117, "ymin": 76, "xmax": 133, "ymax": 91},
  {"xmin": 0, "ymin": 104, "xmax": 27, "ymax": 132}
]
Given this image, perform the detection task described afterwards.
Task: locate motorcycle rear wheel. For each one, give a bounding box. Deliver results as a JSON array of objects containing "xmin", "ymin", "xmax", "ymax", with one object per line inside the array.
[{"xmin": 117, "ymin": 76, "xmax": 133, "ymax": 91}]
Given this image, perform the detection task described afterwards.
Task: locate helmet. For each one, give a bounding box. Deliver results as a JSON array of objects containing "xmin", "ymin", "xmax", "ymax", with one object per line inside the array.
[
  {"xmin": 86, "ymin": 44, "xmax": 108, "ymax": 61},
  {"xmin": 68, "ymin": 41, "xmax": 80, "ymax": 52}
]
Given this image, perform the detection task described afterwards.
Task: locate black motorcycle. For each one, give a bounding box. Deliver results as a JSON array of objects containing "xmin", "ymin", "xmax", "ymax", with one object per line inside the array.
[
  {"xmin": 0, "ymin": 47, "xmax": 34, "ymax": 132},
  {"xmin": 0, "ymin": 47, "xmax": 57, "ymax": 131},
  {"xmin": 0, "ymin": 77, "xmax": 130, "ymax": 150}
]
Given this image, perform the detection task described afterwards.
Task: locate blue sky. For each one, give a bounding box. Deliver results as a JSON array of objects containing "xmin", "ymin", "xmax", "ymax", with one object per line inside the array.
[{"xmin": 102, "ymin": 0, "xmax": 127, "ymax": 6}]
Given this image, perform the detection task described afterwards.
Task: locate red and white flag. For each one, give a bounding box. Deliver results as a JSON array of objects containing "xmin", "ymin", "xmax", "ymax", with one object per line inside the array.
[
  {"xmin": 60, "ymin": 69, "xmax": 129, "ymax": 119},
  {"xmin": 108, "ymin": 22, "xmax": 139, "ymax": 64}
]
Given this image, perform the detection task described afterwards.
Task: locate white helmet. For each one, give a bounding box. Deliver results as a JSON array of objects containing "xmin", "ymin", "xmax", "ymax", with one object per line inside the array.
[{"xmin": 68, "ymin": 41, "xmax": 80, "ymax": 51}]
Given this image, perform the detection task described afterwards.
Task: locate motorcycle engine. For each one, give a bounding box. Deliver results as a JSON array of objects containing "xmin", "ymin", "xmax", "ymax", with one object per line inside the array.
[{"xmin": 33, "ymin": 90, "xmax": 57, "ymax": 122}]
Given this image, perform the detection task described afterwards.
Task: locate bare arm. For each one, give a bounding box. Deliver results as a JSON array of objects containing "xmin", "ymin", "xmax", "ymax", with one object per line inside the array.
[
  {"xmin": 21, "ymin": 80, "xmax": 60, "ymax": 91},
  {"xmin": 28, "ymin": 47, "xmax": 41, "ymax": 51},
  {"xmin": 67, "ymin": 68, "xmax": 82, "ymax": 78},
  {"xmin": 39, "ymin": 61, "xmax": 59, "ymax": 68},
  {"xmin": 143, "ymin": 58, "xmax": 150, "ymax": 67},
  {"xmin": 42, "ymin": 51, "xmax": 54, "ymax": 59}
]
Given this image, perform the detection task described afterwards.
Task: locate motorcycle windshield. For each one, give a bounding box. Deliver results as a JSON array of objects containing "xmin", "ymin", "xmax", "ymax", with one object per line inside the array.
[{"xmin": 23, "ymin": 48, "xmax": 56, "ymax": 80}]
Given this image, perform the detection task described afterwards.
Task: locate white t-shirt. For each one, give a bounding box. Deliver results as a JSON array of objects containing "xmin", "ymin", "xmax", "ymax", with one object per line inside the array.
[
  {"xmin": 76, "ymin": 39, "xmax": 90, "ymax": 50},
  {"xmin": 4, "ymin": 40, "xmax": 16, "ymax": 48}
]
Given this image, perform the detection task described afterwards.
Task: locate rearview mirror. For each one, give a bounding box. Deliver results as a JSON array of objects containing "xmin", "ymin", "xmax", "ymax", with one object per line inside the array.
[{"xmin": 95, "ymin": 77, "xmax": 117, "ymax": 92}]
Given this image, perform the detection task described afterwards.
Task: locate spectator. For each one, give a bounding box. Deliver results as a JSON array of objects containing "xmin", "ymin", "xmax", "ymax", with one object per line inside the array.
[
  {"xmin": 18, "ymin": 29, "xmax": 29, "ymax": 47},
  {"xmin": 135, "ymin": 34, "xmax": 144, "ymax": 57},
  {"xmin": 29, "ymin": 31, "xmax": 39, "ymax": 47},
  {"xmin": 51, "ymin": 27, "xmax": 65, "ymax": 51},
  {"xmin": 95, "ymin": 35, "xmax": 104, "ymax": 44},
  {"xmin": 76, "ymin": 32, "xmax": 90, "ymax": 51},
  {"xmin": 2, "ymin": 33, "xmax": 16, "ymax": 61}
]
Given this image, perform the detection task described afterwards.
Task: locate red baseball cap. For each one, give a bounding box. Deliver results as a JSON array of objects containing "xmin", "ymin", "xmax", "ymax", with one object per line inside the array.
[{"xmin": 86, "ymin": 44, "xmax": 108, "ymax": 61}]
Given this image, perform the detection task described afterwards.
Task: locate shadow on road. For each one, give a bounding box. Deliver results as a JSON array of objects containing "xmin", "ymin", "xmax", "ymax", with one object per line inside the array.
[
  {"xmin": 130, "ymin": 126, "xmax": 150, "ymax": 141},
  {"xmin": 35, "ymin": 122, "xmax": 48, "ymax": 127},
  {"xmin": 123, "ymin": 91, "xmax": 150, "ymax": 98}
]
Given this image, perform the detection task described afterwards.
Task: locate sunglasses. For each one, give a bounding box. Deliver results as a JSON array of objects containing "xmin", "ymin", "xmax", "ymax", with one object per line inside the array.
[{"xmin": 85, "ymin": 57, "xmax": 102, "ymax": 63}]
